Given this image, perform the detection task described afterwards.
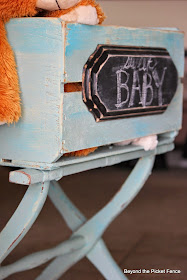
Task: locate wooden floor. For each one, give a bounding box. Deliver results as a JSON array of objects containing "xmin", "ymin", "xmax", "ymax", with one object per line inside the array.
[{"xmin": 0, "ymin": 158, "xmax": 187, "ymax": 280}]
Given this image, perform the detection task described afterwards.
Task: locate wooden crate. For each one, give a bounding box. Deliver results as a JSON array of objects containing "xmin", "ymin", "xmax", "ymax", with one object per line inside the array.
[{"xmin": 0, "ymin": 18, "xmax": 184, "ymax": 164}]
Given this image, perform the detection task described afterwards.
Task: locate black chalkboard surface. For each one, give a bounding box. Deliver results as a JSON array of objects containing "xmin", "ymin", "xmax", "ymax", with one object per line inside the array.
[{"xmin": 82, "ymin": 45, "xmax": 178, "ymax": 121}]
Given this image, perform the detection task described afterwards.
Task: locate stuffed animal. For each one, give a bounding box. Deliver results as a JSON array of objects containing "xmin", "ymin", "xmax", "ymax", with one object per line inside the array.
[{"xmin": 114, "ymin": 135, "xmax": 158, "ymax": 151}]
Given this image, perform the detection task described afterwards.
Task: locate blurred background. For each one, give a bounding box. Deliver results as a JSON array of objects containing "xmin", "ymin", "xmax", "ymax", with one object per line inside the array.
[{"xmin": 0, "ymin": 1, "xmax": 187, "ymax": 279}]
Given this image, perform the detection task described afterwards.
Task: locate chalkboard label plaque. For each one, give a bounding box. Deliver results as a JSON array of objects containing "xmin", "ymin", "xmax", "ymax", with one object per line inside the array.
[{"xmin": 82, "ymin": 45, "xmax": 178, "ymax": 121}]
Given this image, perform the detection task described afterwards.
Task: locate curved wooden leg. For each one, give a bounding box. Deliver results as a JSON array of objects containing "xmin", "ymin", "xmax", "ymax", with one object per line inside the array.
[
  {"xmin": 0, "ymin": 236, "xmax": 84, "ymax": 280},
  {"xmin": 74, "ymin": 155, "xmax": 155, "ymax": 243},
  {"xmin": 38, "ymin": 155, "xmax": 154, "ymax": 280},
  {"xmin": 48, "ymin": 181, "xmax": 86, "ymax": 230},
  {"xmin": 36, "ymin": 181, "xmax": 92, "ymax": 280},
  {"xmin": 37, "ymin": 179, "xmax": 128, "ymax": 280},
  {"xmin": 36, "ymin": 240, "xmax": 127, "ymax": 280},
  {"xmin": 36, "ymin": 250, "xmax": 85, "ymax": 280},
  {"xmin": 0, "ymin": 155, "xmax": 154, "ymax": 279},
  {"xmin": 0, "ymin": 182, "xmax": 49, "ymax": 265},
  {"xmin": 87, "ymin": 240, "xmax": 128, "ymax": 280}
]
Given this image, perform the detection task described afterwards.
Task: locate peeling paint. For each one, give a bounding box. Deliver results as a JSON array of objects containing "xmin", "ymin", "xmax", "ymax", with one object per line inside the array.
[
  {"xmin": 32, "ymin": 201, "xmax": 39, "ymax": 213},
  {"xmin": 7, "ymin": 228, "xmax": 25, "ymax": 251},
  {"xmin": 9, "ymin": 170, "xmax": 31, "ymax": 184},
  {"xmin": 61, "ymin": 142, "xmax": 69, "ymax": 153},
  {"xmin": 121, "ymin": 203, "xmax": 127, "ymax": 209},
  {"xmin": 18, "ymin": 171, "xmax": 31, "ymax": 184}
]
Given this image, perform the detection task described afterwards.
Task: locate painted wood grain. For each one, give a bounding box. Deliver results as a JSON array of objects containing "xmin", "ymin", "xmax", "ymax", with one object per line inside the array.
[
  {"xmin": 62, "ymin": 83, "xmax": 183, "ymax": 153},
  {"xmin": 0, "ymin": 18, "xmax": 64, "ymax": 163},
  {"xmin": 0, "ymin": 19, "xmax": 184, "ymax": 164},
  {"xmin": 64, "ymin": 23, "xmax": 184, "ymax": 82}
]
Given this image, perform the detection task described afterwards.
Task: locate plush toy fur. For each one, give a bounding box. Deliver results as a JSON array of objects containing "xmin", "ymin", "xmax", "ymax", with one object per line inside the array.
[
  {"xmin": 0, "ymin": 0, "xmax": 37, "ymax": 124},
  {"xmin": 65, "ymin": 147, "xmax": 98, "ymax": 157},
  {"xmin": 115, "ymin": 135, "xmax": 158, "ymax": 151},
  {"xmin": 0, "ymin": 0, "xmax": 105, "ymax": 156}
]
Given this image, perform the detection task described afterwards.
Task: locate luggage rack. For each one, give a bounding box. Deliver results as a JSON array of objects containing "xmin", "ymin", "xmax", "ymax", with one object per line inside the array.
[
  {"xmin": 0, "ymin": 133, "xmax": 175, "ymax": 280},
  {"xmin": 0, "ymin": 19, "xmax": 184, "ymax": 279}
]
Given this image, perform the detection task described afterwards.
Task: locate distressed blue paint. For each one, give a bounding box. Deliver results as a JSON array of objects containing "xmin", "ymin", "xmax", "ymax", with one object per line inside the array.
[
  {"xmin": 0, "ymin": 182, "xmax": 50, "ymax": 264},
  {"xmin": 36, "ymin": 156, "xmax": 154, "ymax": 280},
  {"xmin": 62, "ymin": 83, "xmax": 183, "ymax": 153},
  {"xmin": 0, "ymin": 19, "xmax": 64, "ymax": 163},
  {"xmin": 7, "ymin": 18, "xmax": 62, "ymax": 54},
  {"xmin": 0, "ymin": 19, "xmax": 184, "ymax": 165},
  {"xmin": 0, "ymin": 135, "xmax": 176, "ymax": 170},
  {"xmin": 8, "ymin": 134, "xmax": 174, "ymax": 184},
  {"xmin": 0, "ymin": 155, "xmax": 155, "ymax": 279},
  {"xmin": 37, "ymin": 181, "xmax": 127, "ymax": 280},
  {"xmin": 65, "ymin": 23, "xmax": 184, "ymax": 82},
  {"xmin": 65, "ymin": 24, "xmax": 102, "ymax": 56},
  {"xmin": 0, "ymin": 236, "xmax": 84, "ymax": 279}
]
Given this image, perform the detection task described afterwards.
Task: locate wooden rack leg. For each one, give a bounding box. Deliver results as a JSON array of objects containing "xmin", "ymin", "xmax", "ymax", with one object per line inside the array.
[
  {"xmin": 37, "ymin": 155, "xmax": 155, "ymax": 280},
  {"xmin": 0, "ymin": 155, "xmax": 154, "ymax": 279},
  {"xmin": 0, "ymin": 236, "xmax": 84, "ymax": 279},
  {"xmin": 0, "ymin": 182, "xmax": 49, "ymax": 266},
  {"xmin": 87, "ymin": 240, "xmax": 126, "ymax": 280},
  {"xmin": 37, "ymin": 181, "xmax": 127, "ymax": 280}
]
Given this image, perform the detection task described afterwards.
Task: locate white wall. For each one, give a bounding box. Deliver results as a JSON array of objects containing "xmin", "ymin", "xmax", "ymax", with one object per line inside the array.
[{"xmin": 98, "ymin": 1, "xmax": 186, "ymax": 47}]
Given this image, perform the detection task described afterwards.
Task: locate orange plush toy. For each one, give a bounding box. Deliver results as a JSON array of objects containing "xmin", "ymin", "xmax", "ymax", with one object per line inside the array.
[{"xmin": 0, "ymin": 0, "xmax": 105, "ymax": 155}]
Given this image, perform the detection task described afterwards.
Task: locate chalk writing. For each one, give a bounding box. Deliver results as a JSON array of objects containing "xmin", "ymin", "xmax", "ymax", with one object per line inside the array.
[
  {"xmin": 123, "ymin": 57, "xmax": 158, "ymax": 72},
  {"xmin": 83, "ymin": 45, "xmax": 178, "ymax": 121},
  {"xmin": 116, "ymin": 57, "xmax": 167, "ymax": 109},
  {"xmin": 116, "ymin": 70, "xmax": 130, "ymax": 106}
]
